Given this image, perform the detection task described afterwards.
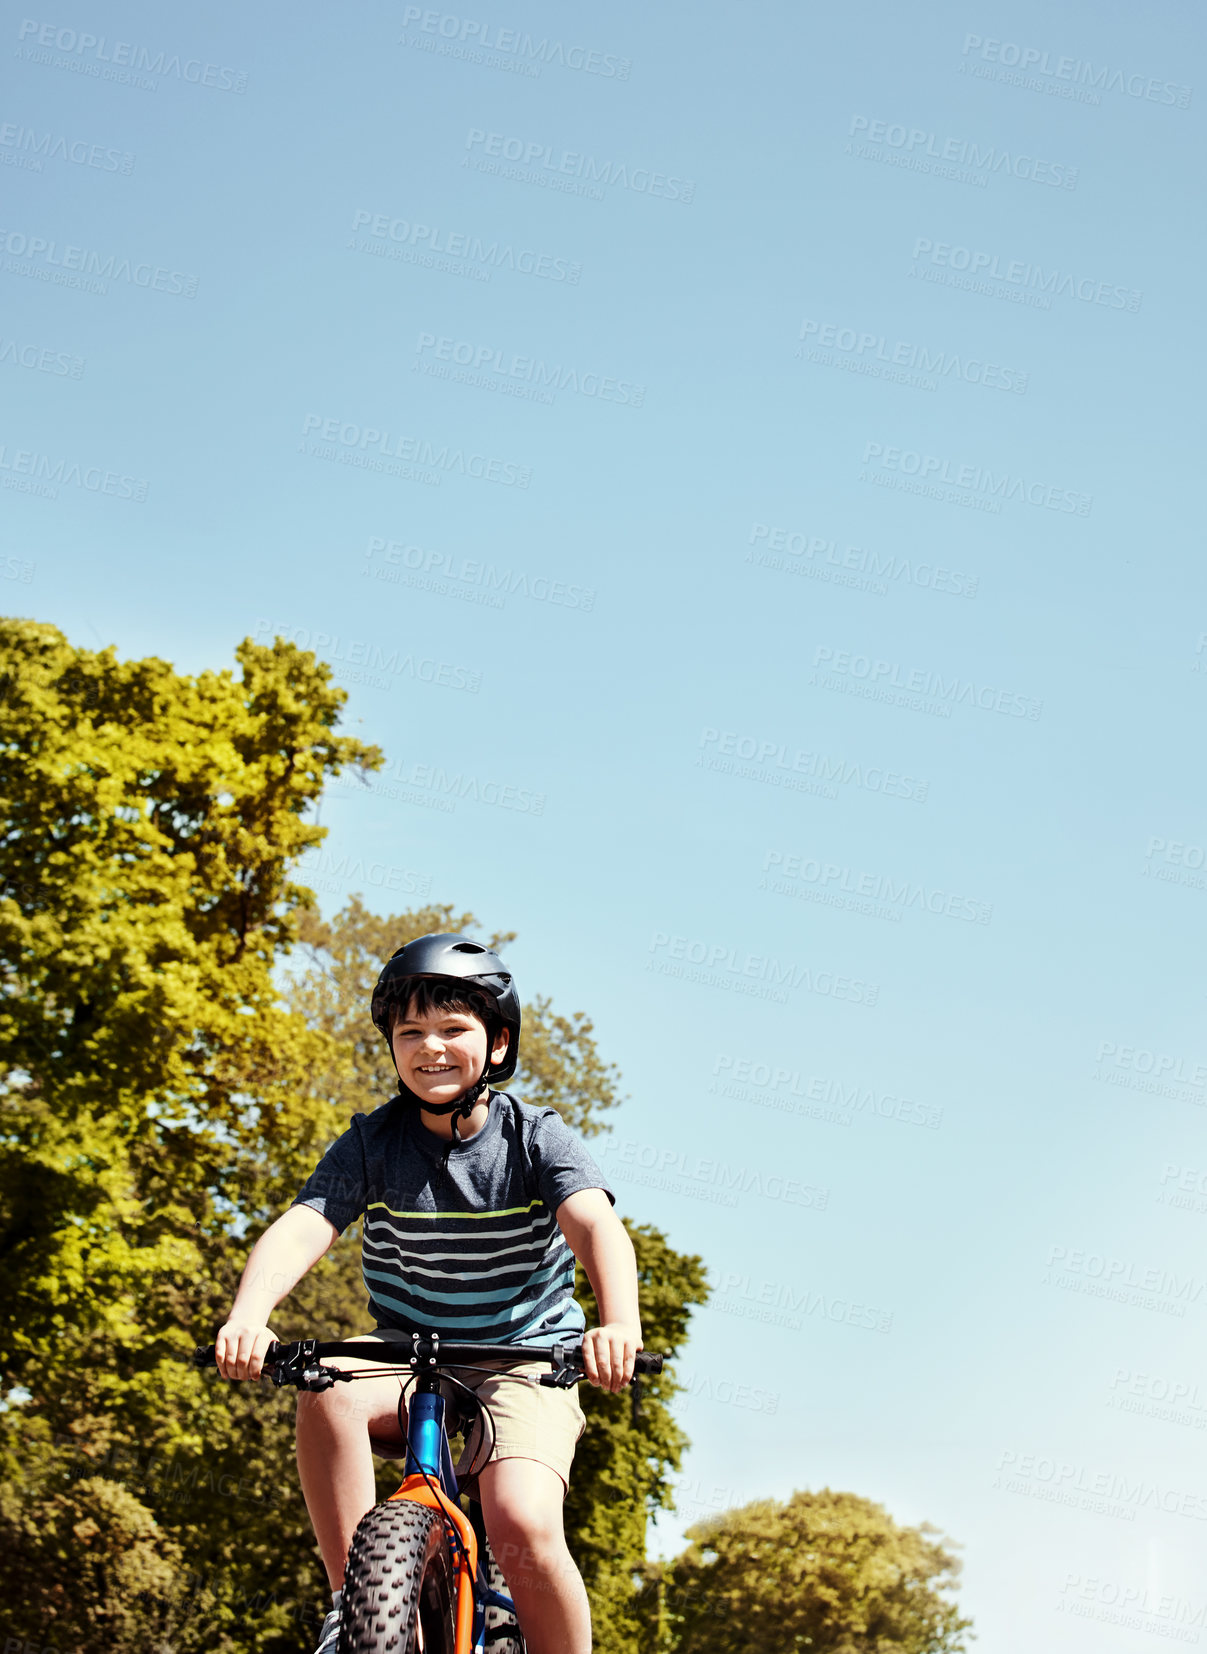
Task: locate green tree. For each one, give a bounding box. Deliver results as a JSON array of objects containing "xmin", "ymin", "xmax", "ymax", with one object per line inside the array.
[
  {"xmin": 652, "ymin": 1488, "xmax": 973, "ymax": 1654},
  {"xmin": 568, "ymin": 1229, "xmax": 708, "ymax": 1654},
  {"xmin": 0, "ymin": 620, "xmax": 380, "ymax": 1653}
]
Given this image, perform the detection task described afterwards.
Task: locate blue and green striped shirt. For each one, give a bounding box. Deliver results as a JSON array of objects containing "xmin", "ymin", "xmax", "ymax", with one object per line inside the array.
[{"xmin": 291, "ymin": 1090, "xmax": 613, "ymax": 1342}]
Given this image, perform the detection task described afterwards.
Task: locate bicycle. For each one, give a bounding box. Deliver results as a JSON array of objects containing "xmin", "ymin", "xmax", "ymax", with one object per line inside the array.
[{"xmin": 194, "ymin": 1331, "xmax": 663, "ymax": 1654}]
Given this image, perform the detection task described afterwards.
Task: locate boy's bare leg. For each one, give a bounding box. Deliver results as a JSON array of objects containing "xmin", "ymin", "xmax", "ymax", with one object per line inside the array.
[
  {"xmin": 478, "ymin": 1457, "xmax": 591, "ymax": 1654},
  {"xmin": 295, "ymin": 1340, "xmax": 408, "ymax": 1591}
]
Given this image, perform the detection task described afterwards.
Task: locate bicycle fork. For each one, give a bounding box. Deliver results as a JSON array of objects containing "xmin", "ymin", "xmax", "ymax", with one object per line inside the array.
[{"xmin": 395, "ymin": 1374, "xmax": 519, "ymax": 1653}]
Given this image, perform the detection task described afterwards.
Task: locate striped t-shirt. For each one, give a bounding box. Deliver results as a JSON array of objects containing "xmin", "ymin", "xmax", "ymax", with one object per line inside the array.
[{"xmin": 291, "ymin": 1090, "xmax": 614, "ymax": 1342}]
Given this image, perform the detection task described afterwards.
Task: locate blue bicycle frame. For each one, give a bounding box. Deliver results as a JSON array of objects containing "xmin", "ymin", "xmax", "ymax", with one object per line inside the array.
[{"xmin": 403, "ymin": 1373, "xmax": 518, "ymax": 1652}]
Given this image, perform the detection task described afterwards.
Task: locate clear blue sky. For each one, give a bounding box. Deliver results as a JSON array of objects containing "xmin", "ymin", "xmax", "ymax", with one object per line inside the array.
[{"xmin": 6, "ymin": 0, "xmax": 1206, "ymax": 1644}]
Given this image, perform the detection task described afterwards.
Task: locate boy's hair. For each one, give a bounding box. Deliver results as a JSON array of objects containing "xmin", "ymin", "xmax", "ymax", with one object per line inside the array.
[{"xmin": 386, "ymin": 977, "xmax": 497, "ymax": 1035}]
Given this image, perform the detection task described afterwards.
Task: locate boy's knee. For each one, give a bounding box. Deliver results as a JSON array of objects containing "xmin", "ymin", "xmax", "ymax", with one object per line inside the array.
[
  {"xmin": 489, "ymin": 1502, "xmax": 565, "ymax": 1566},
  {"xmin": 490, "ymin": 1524, "xmax": 580, "ymax": 1605}
]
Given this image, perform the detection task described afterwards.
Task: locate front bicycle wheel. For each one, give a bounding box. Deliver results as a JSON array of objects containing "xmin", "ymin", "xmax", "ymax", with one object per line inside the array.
[{"xmin": 339, "ymin": 1501, "xmax": 457, "ymax": 1654}]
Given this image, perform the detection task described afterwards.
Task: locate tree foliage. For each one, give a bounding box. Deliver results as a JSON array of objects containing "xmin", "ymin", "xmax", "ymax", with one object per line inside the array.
[
  {"xmin": 0, "ymin": 620, "xmax": 380, "ymax": 1366},
  {"xmin": 0, "ymin": 621, "xmax": 380, "ymax": 1652},
  {"xmin": 651, "ymin": 1488, "xmax": 973, "ymax": 1654},
  {"xmin": 568, "ymin": 1229, "xmax": 708, "ymax": 1654}
]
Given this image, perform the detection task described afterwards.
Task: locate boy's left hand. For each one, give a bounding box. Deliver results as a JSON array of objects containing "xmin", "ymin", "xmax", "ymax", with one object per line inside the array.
[{"xmin": 581, "ymin": 1322, "xmax": 643, "ymax": 1392}]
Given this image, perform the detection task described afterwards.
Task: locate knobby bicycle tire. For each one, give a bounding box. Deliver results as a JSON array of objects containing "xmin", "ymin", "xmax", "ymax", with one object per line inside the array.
[
  {"xmin": 339, "ymin": 1500, "xmax": 457, "ymax": 1654},
  {"xmin": 482, "ymin": 1536, "xmax": 526, "ymax": 1654}
]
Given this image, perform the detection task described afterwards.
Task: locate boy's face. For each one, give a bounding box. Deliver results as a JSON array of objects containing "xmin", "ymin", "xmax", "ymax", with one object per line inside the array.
[{"xmin": 390, "ymin": 996, "xmax": 510, "ymax": 1108}]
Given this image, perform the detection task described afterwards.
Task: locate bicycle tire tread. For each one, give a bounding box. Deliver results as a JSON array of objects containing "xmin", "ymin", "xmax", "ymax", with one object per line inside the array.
[{"xmin": 338, "ymin": 1501, "xmax": 456, "ymax": 1654}]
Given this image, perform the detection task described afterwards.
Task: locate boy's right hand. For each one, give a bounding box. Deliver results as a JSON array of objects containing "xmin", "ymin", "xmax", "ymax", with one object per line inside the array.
[{"xmin": 214, "ymin": 1320, "xmax": 279, "ymax": 1381}]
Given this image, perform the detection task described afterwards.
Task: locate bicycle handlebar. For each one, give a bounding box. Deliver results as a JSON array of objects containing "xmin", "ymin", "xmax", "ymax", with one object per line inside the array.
[{"xmin": 192, "ymin": 1334, "xmax": 663, "ymax": 1390}]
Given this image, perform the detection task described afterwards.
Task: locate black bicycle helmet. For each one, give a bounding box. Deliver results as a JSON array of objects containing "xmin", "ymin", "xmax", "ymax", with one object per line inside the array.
[{"xmin": 371, "ymin": 934, "xmax": 521, "ymax": 1131}]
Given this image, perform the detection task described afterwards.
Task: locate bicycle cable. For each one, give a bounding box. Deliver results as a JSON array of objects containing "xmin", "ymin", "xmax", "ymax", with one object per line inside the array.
[
  {"xmin": 326, "ymin": 1359, "xmax": 579, "ymax": 1388},
  {"xmin": 387, "ymin": 1366, "xmax": 500, "ymax": 1485},
  {"xmin": 439, "ymin": 1368, "xmax": 499, "ymax": 1481},
  {"xmin": 307, "ymin": 1354, "xmax": 578, "ymax": 1485},
  {"xmin": 415, "ymin": 1457, "xmax": 473, "ymax": 1581}
]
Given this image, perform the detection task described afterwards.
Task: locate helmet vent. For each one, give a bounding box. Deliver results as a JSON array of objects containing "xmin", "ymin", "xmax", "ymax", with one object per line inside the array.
[{"xmin": 453, "ymin": 942, "xmax": 486, "ymax": 953}]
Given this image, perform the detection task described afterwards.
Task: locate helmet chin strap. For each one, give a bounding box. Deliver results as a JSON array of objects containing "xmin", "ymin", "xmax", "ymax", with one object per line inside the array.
[{"xmin": 394, "ymin": 1058, "xmax": 490, "ymax": 1147}]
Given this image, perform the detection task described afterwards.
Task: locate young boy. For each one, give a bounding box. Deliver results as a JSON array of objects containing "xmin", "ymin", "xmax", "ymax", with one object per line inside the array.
[{"xmin": 214, "ymin": 933, "xmax": 642, "ymax": 1654}]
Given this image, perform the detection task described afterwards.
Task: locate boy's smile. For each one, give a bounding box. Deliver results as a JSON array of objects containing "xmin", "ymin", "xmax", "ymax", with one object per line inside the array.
[
  {"xmin": 393, "ymin": 1013, "xmax": 484, "ymax": 1100},
  {"xmin": 390, "ymin": 999, "xmax": 510, "ymax": 1132}
]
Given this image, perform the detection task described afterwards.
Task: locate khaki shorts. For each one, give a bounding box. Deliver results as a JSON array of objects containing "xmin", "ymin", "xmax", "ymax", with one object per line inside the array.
[
  {"xmin": 451, "ymin": 1357, "xmax": 586, "ymax": 1495},
  {"xmin": 369, "ymin": 1335, "xmax": 586, "ymax": 1495}
]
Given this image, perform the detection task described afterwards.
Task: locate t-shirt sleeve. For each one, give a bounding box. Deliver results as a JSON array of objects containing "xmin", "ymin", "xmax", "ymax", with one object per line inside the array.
[
  {"xmin": 291, "ymin": 1116, "xmax": 369, "ymax": 1234},
  {"xmin": 528, "ymin": 1109, "xmax": 615, "ymax": 1212}
]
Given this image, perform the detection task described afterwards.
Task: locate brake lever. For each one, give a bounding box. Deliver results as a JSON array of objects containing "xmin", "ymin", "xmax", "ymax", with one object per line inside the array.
[
  {"xmin": 537, "ymin": 1340, "xmax": 583, "ymax": 1389},
  {"xmin": 538, "ymin": 1363, "xmax": 583, "ymax": 1389},
  {"xmin": 539, "ymin": 1343, "xmax": 648, "ymax": 1414},
  {"xmin": 260, "ymin": 1340, "xmax": 351, "ymax": 1391}
]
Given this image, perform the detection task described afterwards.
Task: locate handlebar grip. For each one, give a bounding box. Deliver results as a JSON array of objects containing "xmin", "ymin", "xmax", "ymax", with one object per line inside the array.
[
  {"xmin": 634, "ymin": 1352, "xmax": 663, "ymax": 1375},
  {"xmin": 192, "ymin": 1342, "xmax": 284, "ymax": 1374}
]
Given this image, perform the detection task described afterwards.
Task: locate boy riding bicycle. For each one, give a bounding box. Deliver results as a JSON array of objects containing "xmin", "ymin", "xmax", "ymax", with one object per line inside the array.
[{"xmin": 214, "ymin": 934, "xmax": 642, "ymax": 1654}]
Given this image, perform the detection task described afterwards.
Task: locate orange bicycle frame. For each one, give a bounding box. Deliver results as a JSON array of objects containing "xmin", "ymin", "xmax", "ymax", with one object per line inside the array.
[{"xmin": 387, "ymin": 1472, "xmax": 480, "ymax": 1651}]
